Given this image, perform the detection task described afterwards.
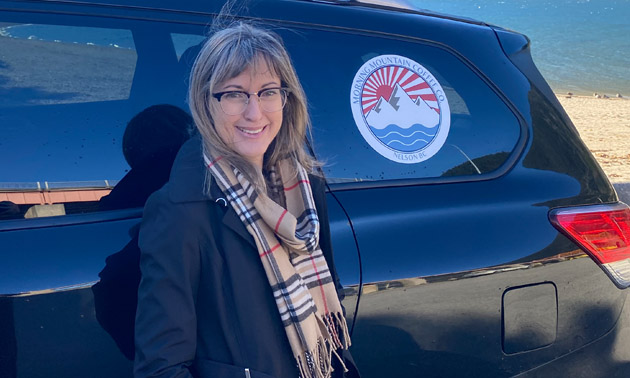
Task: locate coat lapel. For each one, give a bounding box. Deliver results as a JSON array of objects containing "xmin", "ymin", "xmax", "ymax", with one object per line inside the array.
[
  {"xmin": 221, "ymin": 206, "xmax": 256, "ymax": 249},
  {"xmin": 167, "ymin": 136, "xmax": 208, "ymax": 204},
  {"xmin": 208, "ymin": 174, "xmax": 256, "ymax": 249},
  {"xmin": 167, "ymin": 136, "xmax": 255, "ymax": 249}
]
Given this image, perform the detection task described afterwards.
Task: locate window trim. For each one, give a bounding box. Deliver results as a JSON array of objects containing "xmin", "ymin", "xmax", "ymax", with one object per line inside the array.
[{"xmin": 0, "ymin": 207, "xmax": 142, "ymax": 232}]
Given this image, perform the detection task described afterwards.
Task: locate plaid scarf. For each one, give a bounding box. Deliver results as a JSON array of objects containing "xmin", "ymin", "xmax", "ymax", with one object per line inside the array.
[{"xmin": 204, "ymin": 153, "xmax": 350, "ymax": 378}]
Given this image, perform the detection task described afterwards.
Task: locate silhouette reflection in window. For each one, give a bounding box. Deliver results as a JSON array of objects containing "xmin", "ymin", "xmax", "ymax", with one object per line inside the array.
[{"xmin": 93, "ymin": 104, "xmax": 193, "ymax": 360}]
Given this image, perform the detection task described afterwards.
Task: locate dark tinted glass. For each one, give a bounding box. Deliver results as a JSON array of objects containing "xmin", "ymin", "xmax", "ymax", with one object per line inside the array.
[
  {"xmin": 0, "ymin": 17, "xmax": 199, "ymax": 221},
  {"xmin": 281, "ymin": 29, "xmax": 522, "ymax": 184}
]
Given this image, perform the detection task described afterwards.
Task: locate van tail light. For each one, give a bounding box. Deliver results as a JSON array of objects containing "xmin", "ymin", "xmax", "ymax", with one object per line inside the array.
[{"xmin": 549, "ymin": 203, "xmax": 630, "ymax": 289}]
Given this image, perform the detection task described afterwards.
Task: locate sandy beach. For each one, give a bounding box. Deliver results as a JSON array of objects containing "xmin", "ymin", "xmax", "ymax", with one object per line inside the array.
[{"xmin": 556, "ymin": 94, "xmax": 630, "ymax": 183}]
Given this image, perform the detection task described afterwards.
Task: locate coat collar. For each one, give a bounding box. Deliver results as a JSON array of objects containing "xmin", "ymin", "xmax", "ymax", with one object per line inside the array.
[
  {"xmin": 167, "ymin": 135, "xmax": 210, "ymax": 204},
  {"xmin": 167, "ymin": 135, "xmax": 254, "ymax": 247}
]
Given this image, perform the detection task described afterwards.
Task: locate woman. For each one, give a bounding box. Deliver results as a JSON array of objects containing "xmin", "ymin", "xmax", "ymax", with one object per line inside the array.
[{"xmin": 134, "ymin": 22, "xmax": 352, "ymax": 378}]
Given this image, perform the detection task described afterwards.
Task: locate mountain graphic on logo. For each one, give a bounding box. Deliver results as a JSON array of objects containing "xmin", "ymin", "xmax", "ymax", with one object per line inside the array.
[{"xmin": 365, "ymin": 83, "xmax": 439, "ymax": 130}]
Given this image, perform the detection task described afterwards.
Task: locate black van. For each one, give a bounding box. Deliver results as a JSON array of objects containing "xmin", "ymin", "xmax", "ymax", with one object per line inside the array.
[{"xmin": 1, "ymin": 1, "xmax": 629, "ymax": 377}]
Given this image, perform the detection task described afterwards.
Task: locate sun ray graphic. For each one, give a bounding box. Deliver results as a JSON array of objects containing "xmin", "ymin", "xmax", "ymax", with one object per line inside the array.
[{"xmin": 361, "ymin": 65, "xmax": 439, "ymax": 115}]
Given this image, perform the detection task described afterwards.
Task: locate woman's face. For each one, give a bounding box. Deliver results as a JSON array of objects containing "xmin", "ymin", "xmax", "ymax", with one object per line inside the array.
[{"xmin": 212, "ymin": 58, "xmax": 283, "ymax": 169}]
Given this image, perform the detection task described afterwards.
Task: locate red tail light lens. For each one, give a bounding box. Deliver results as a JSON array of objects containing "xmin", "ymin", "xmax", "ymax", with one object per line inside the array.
[{"xmin": 549, "ymin": 203, "xmax": 630, "ymax": 289}]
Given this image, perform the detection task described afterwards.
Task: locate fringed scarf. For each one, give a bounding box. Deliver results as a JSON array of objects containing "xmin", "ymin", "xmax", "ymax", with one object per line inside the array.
[{"xmin": 204, "ymin": 152, "xmax": 351, "ymax": 378}]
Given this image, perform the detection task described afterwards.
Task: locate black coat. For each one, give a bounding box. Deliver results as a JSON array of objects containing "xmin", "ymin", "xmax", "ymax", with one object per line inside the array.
[{"xmin": 134, "ymin": 137, "xmax": 348, "ymax": 378}]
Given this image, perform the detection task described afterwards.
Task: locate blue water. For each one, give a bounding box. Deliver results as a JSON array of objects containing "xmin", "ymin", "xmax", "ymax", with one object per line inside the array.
[
  {"xmin": 0, "ymin": 24, "xmax": 135, "ymax": 49},
  {"xmin": 0, "ymin": 25, "xmax": 207, "ymax": 58},
  {"xmin": 409, "ymin": 0, "xmax": 630, "ymax": 96},
  {"xmin": 370, "ymin": 123, "xmax": 437, "ymax": 152}
]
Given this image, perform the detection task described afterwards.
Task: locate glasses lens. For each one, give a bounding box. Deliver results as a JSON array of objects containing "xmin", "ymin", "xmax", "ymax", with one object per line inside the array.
[
  {"xmin": 217, "ymin": 89, "xmax": 288, "ymax": 115},
  {"xmin": 220, "ymin": 92, "xmax": 248, "ymax": 115},
  {"xmin": 259, "ymin": 88, "xmax": 288, "ymax": 113}
]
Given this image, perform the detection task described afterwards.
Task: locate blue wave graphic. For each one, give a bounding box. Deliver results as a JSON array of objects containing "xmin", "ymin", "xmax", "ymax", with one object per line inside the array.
[{"xmin": 369, "ymin": 123, "xmax": 437, "ymax": 152}]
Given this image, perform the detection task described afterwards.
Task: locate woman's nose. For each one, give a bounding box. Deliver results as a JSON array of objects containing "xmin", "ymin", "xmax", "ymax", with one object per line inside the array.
[{"xmin": 243, "ymin": 96, "xmax": 264, "ymax": 121}]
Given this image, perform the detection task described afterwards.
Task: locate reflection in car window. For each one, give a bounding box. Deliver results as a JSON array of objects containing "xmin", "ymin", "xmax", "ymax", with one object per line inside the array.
[
  {"xmin": 0, "ymin": 17, "xmax": 201, "ymax": 222},
  {"xmin": 0, "ymin": 22, "xmax": 140, "ymax": 219},
  {"xmin": 0, "ymin": 23, "xmax": 136, "ymax": 106},
  {"xmin": 0, "ymin": 19, "xmax": 200, "ymax": 221},
  {"xmin": 171, "ymin": 33, "xmax": 206, "ymax": 59}
]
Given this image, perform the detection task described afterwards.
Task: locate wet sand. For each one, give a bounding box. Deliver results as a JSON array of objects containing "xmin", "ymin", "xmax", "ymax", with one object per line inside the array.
[{"xmin": 557, "ymin": 94, "xmax": 630, "ymax": 183}]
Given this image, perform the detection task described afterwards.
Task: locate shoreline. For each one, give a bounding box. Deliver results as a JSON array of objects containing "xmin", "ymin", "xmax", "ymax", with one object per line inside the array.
[
  {"xmin": 555, "ymin": 93, "xmax": 630, "ymax": 183},
  {"xmin": 554, "ymin": 92, "xmax": 629, "ymax": 100},
  {"xmin": 550, "ymin": 86, "xmax": 629, "ymax": 99}
]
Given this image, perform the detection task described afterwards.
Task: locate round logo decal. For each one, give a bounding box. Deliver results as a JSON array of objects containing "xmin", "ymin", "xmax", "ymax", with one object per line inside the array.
[{"xmin": 350, "ymin": 55, "xmax": 450, "ymax": 164}]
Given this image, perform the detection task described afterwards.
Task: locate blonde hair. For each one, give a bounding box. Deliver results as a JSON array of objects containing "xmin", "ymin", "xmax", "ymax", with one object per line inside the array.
[{"xmin": 188, "ymin": 21, "xmax": 318, "ymax": 192}]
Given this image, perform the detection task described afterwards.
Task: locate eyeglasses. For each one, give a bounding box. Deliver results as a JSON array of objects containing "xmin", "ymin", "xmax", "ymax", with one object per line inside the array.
[{"xmin": 211, "ymin": 87, "xmax": 290, "ymax": 116}]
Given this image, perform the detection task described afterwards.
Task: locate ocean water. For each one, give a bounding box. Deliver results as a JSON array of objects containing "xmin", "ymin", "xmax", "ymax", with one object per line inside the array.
[
  {"xmin": 0, "ymin": 24, "xmax": 135, "ymax": 49},
  {"xmin": 409, "ymin": 0, "xmax": 630, "ymax": 96}
]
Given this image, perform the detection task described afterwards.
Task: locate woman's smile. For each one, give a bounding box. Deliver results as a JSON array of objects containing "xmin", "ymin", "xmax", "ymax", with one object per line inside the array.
[{"xmin": 235, "ymin": 124, "xmax": 267, "ymax": 137}]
